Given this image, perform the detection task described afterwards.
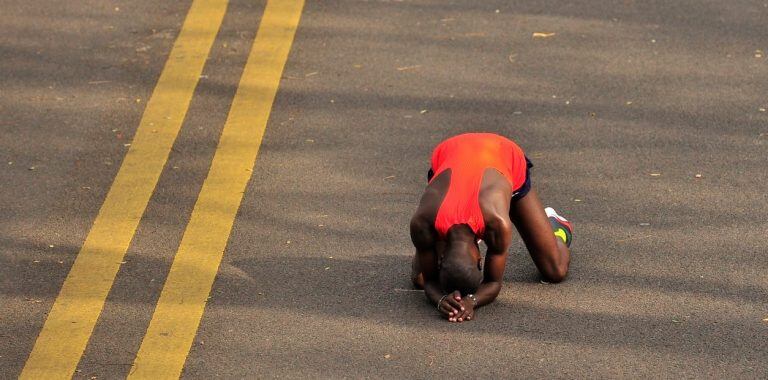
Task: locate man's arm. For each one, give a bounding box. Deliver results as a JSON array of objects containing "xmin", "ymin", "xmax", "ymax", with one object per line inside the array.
[
  {"xmin": 410, "ymin": 216, "xmax": 465, "ymax": 319},
  {"xmin": 472, "ymin": 251, "xmax": 507, "ymax": 307},
  {"xmin": 469, "ymin": 217, "xmax": 512, "ymax": 308}
]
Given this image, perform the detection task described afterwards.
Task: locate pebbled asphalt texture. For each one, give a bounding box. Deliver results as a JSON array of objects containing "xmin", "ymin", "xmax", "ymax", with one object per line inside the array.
[{"xmin": 1, "ymin": 0, "xmax": 766, "ymax": 378}]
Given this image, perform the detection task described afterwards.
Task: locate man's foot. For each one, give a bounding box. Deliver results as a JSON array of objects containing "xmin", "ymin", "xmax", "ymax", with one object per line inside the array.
[{"xmin": 545, "ymin": 207, "xmax": 573, "ymax": 248}]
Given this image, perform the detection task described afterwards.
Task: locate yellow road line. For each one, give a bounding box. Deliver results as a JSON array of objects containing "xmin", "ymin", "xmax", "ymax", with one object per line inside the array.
[
  {"xmin": 127, "ymin": 1, "xmax": 305, "ymax": 378},
  {"xmin": 19, "ymin": 1, "xmax": 228, "ymax": 378}
]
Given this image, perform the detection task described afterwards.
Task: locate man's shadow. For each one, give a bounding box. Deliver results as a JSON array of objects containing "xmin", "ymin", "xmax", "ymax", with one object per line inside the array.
[{"xmin": 212, "ymin": 250, "xmax": 766, "ymax": 360}]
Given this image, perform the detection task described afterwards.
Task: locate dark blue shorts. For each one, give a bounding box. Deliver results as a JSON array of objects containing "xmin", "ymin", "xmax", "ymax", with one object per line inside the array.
[
  {"xmin": 512, "ymin": 157, "xmax": 533, "ymax": 201},
  {"xmin": 427, "ymin": 156, "xmax": 533, "ymax": 202}
]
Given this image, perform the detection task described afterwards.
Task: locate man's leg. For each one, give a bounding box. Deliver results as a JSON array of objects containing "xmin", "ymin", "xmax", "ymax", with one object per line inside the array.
[
  {"xmin": 509, "ymin": 188, "xmax": 571, "ymax": 282},
  {"xmin": 411, "ymin": 254, "xmax": 425, "ymax": 289}
]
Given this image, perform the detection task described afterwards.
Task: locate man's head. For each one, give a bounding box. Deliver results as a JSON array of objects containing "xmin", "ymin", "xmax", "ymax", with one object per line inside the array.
[{"xmin": 439, "ymin": 238, "xmax": 482, "ymax": 295}]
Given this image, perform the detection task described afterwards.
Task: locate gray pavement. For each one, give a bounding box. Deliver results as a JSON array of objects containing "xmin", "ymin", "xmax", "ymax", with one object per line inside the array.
[{"xmin": 2, "ymin": 0, "xmax": 767, "ymax": 378}]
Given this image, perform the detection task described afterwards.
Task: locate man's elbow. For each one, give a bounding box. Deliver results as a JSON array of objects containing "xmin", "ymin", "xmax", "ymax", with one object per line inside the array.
[{"xmin": 482, "ymin": 281, "xmax": 503, "ymax": 298}]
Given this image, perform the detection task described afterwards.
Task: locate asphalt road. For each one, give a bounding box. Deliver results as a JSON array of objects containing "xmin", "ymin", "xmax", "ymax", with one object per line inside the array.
[{"xmin": 2, "ymin": 0, "xmax": 767, "ymax": 378}]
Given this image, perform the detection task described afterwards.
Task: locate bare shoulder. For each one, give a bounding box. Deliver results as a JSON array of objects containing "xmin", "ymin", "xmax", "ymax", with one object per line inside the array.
[
  {"xmin": 478, "ymin": 168, "xmax": 512, "ymax": 215},
  {"xmin": 482, "ymin": 212, "xmax": 513, "ymax": 254},
  {"xmin": 475, "ymin": 168, "xmax": 514, "ymax": 251},
  {"xmin": 413, "ymin": 170, "xmax": 451, "ymax": 222},
  {"xmin": 410, "ymin": 171, "xmax": 450, "ymax": 247}
]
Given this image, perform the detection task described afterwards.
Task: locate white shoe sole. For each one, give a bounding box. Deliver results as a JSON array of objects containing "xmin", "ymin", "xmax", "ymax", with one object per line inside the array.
[{"xmin": 544, "ymin": 207, "xmax": 568, "ymax": 222}]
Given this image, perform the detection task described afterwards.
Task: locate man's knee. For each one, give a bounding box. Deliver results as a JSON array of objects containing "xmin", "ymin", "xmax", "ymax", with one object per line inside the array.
[
  {"xmin": 412, "ymin": 272, "xmax": 425, "ymax": 289},
  {"xmin": 542, "ymin": 266, "xmax": 568, "ymax": 283},
  {"xmin": 411, "ymin": 255, "xmax": 425, "ymax": 289},
  {"xmin": 539, "ymin": 258, "xmax": 569, "ymax": 283}
]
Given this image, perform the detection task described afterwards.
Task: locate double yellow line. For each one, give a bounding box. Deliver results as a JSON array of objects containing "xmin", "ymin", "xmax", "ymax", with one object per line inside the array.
[{"xmin": 20, "ymin": 0, "xmax": 304, "ymax": 378}]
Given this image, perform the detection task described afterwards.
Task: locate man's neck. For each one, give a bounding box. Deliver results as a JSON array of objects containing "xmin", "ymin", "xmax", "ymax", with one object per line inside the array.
[{"xmin": 446, "ymin": 224, "xmax": 476, "ymax": 245}]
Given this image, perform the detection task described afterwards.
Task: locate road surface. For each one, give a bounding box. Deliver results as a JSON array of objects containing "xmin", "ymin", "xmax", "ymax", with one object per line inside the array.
[{"xmin": 1, "ymin": 0, "xmax": 766, "ymax": 378}]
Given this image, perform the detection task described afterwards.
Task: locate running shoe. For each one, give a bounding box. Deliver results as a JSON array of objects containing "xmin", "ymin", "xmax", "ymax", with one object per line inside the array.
[{"xmin": 545, "ymin": 207, "xmax": 573, "ymax": 248}]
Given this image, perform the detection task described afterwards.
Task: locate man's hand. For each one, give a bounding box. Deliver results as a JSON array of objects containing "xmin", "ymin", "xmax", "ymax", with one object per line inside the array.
[
  {"xmin": 437, "ymin": 290, "xmax": 467, "ymax": 322},
  {"xmin": 455, "ymin": 295, "xmax": 475, "ymax": 322}
]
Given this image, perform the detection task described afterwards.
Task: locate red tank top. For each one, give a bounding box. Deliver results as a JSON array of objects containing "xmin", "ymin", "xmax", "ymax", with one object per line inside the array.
[{"xmin": 430, "ymin": 133, "xmax": 527, "ymax": 238}]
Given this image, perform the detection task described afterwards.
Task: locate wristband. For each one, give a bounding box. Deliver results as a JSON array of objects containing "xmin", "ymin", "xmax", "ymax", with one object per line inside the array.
[{"xmin": 437, "ymin": 294, "xmax": 449, "ymax": 311}]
